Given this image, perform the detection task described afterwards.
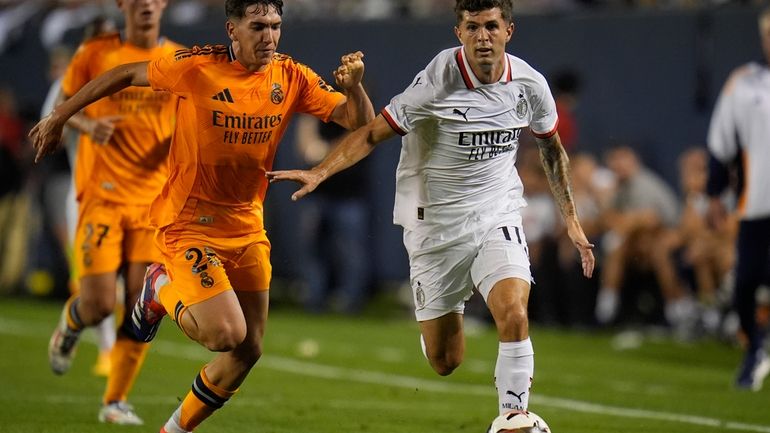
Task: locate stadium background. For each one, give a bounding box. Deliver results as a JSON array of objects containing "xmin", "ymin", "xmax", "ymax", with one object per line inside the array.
[
  {"xmin": 1, "ymin": 2, "xmax": 769, "ymax": 433},
  {"xmin": 1, "ymin": 4, "xmax": 759, "ymax": 284}
]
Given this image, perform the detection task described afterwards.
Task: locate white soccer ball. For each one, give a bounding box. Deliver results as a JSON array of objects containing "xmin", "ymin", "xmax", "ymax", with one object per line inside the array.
[{"xmin": 486, "ymin": 410, "xmax": 551, "ymax": 433}]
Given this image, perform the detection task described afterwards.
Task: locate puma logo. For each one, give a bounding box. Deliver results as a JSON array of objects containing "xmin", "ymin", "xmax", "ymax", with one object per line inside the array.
[
  {"xmin": 506, "ymin": 390, "xmax": 526, "ymax": 403},
  {"xmin": 452, "ymin": 107, "xmax": 470, "ymax": 121}
]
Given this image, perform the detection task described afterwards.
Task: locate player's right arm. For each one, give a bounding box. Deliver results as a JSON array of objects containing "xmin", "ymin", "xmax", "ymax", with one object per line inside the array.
[
  {"xmin": 30, "ymin": 61, "xmax": 150, "ymax": 162},
  {"xmin": 267, "ymin": 113, "xmax": 396, "ymax": 201}
]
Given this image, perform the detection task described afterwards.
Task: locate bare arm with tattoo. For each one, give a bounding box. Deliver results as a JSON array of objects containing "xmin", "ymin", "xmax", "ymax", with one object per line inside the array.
[{"xmin": 535, "ymin": 131, "xmax": 596, "ymax": 278}]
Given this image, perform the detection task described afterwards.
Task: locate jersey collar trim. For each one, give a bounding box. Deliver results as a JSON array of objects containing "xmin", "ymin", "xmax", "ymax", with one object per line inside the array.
[
  {"xmin": 455, "ymin": 48, "xmax": 511, "ymax": 90},
  {"xmin": 228, "ymin": 45, "xmax": 236, "ymax": 62}
]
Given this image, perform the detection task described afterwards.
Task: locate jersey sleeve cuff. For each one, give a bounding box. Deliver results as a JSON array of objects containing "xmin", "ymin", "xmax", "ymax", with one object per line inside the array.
[
  {"xmin": 381, "ymin": 107, "xmax": 407, "ymax": 136},
  {"xmin": 531, "ymin": 118, "xmax": 559, "ymax": 139}
]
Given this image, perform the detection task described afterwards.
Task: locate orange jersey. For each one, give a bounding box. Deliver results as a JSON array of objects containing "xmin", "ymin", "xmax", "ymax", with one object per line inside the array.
[
  {"xmin": 61, "ymin": 33, "xmax": 183, "ymax": 205},
  {"xmin": 146, "ymin": 45, "xmax": 345, "ymax": 236}
]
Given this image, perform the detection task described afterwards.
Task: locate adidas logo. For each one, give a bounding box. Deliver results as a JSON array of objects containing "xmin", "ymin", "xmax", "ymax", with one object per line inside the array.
[{"xmin": 212, "ymin": 88, "xmax": 234, "ymax": 103}]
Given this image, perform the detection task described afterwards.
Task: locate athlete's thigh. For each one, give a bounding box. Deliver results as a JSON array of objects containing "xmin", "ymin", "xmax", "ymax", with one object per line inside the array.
[
  {"xmin": 226, "ymin": 234, "xmax": 272, "ymax": 293},
  {"xmin": 471, "ymin": 212, "xmax": 532, "ymax": 303},
  {"xmin": 75, "ymin": 199, "xmax": 124, "ymax": 277},
  {"xmin": 418, "ymin": 312, "xmax": 464, "ymax": 358},
  {"xmin": 235, "ymin": 290, "xmax": 269, "ymax": 346},
  {"xmin": 403, "ymin": 229, "xmax": 475, "ymax": 322}
]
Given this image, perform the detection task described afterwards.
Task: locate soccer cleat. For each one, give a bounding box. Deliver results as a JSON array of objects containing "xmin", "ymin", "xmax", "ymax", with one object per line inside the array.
[
  {"xmin": 736, "ymin": 349, "xmax": 770, "ymax": 391},
  {"xmin": 98, "ymin": 401, "xmax": 143, "ymax": 425},
  {"xmin": 48, "ymin": 307, "xmax": 82, "ymax": 375},
  {"xmin": 130, "ymin": 263, "xmax": 169, "ymax": 342}
]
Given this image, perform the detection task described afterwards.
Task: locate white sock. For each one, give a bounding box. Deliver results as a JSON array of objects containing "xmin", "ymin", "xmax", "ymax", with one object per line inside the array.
[
  {"xmin": 96, "ymin": 314, "xmax": 115, "ymax": 352},
  {"xmin": 595, "ymin": 288, "xmax": 619, "ymax": 324},
  {"xmin": 495, "ymin": 338, "xmax": 534, "ymax": 414},
  {"xmin": 163, "ymin": 406, "xmax": 188, "ymax": 433}
]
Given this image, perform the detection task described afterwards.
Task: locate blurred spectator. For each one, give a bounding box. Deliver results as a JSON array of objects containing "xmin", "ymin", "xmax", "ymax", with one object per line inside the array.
[
  {"xmin": 0, "ymin": 85, "xmax": 30, "ymax": 293},
  {"xmin": 294, "ymin": 114, "xmax": 372, "ymax": 314},
  {"xmin": 0, "ymin": 2, "xmax": 42, "ymax": 53},
  {"xmin": 595, "ymin": 145, "xmax": 697, "ymax": 334},
  {"xmin": 39, "ymin": 0, "xmax": 116, "ymax": 50},
  {"xmin": 672, "ymin": 148, "xmax": 736, "ymax": 333}
]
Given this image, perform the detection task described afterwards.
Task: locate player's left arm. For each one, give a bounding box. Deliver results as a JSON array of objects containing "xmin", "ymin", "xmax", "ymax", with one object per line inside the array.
[
  {"xmin": 328, "ymin": 51, "xmax": 375, "ymax": 130},
  {"xmin": 535, "ymin": 131, "xmax": 595, "ymax": 278}
]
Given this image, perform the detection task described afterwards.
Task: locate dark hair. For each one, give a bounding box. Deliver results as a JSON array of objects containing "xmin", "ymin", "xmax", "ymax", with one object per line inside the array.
[
  {"xmin": 455, "ymin": 0, "xmax": 513, "ymax": 24},
  {"xmin": 225, "ymin": 0, "xmax": 283, "ymax": 19}
]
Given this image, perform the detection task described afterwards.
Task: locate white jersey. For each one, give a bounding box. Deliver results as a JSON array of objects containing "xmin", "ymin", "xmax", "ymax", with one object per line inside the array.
[
  {"xmin": 708, "ymin": 62, "xmax": 770, "ymax": 220},
  {"xmin": 383, "ymin": 47, "xmax": 558, "ymax": 239}
]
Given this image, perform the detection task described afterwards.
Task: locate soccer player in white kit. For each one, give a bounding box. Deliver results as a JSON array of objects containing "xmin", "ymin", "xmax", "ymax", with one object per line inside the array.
[
  {"xmin": 707, "ymin": 5, "xmax": 770, "ymax": 391},
  {"xmin": 268, "ymin": 0, "xmax": 595, "ymax": 415}
]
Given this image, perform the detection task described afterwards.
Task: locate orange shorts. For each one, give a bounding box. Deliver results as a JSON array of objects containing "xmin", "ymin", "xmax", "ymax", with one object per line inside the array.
[
  {"xmin": 156, "ymin": 224, "xmax": 272, "ymax": 307},
  {"xmin": 75, "ymin": 198, "xmax": 162, "ymax": 276}
]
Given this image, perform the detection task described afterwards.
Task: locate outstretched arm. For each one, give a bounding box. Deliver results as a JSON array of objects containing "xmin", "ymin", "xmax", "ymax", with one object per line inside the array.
[
  {"xmin": 328, "ymin": 51, "xmax": 375, "ymax": 130},
  {"xmin": 267, "ymin": 113, "xmax": 395, "ymax": 201},
  {"xmin": 535, "ymin": 131, "xmax": 595, "ymax": 278},
  {"xmin": 30, "ymin": 61, "xmax": 150, "ymax": 162}
]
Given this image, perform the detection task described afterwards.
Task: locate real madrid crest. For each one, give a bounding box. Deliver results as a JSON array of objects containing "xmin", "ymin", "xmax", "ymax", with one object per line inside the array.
[
  {"xmin": 515, "ymin": 97, "xmax": 528, "ymax": 118},
  {"xmin": 271, "ymin": 83, "xmax": 284, "ymax": 104}
]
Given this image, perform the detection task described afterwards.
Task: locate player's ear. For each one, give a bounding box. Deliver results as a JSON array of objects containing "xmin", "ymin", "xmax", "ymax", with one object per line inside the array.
[
  {"xmin": 506, "ymin": 22, "xmax": 514, "ymax": 42},
  {"xmin": 454, "ymin": 26, "xmax": 462, "ymax": 44},
  {"xmin": 226, "ymin": 19, "xmax": 237, "ymax": 42}
]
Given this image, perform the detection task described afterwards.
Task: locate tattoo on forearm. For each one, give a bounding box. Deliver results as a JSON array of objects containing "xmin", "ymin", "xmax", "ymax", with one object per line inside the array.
[{"xmin": 537, "ymin": 137, "xmax": 576, "ymax": 219}]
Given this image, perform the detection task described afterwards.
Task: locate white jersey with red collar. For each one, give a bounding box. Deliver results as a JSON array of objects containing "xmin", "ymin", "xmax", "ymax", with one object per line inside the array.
[
  {"xmin": 382, "ymin": 46, "xmax": 558, "ymax": 239},
  {"xmin": 708, "ymin": 61, "xmax": 770, "ymax": 220}
]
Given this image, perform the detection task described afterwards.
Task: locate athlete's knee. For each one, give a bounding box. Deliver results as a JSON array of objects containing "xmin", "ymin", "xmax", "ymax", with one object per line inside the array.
[
  {"xmin": 234, "ymin": 337, "xmax": 263, "ymax": 367},
  {"xmin": 428, "ymin": 353, "xmax": 462, "ymax": 376},
  {"xmin": 80, "ymin": 297, "xmax": 115, "ymax": 323},
  {"xmin": 199, "ymin": 322, "xmax": 247, "ymax": 352},
  {"xmin": 498, "ymin": 303, "xmax": 528, "ymax": 330}
]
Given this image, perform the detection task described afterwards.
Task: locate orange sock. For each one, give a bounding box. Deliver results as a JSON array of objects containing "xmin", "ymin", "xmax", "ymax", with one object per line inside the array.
[
  {"xmin": 178, "ymin": 367, "xmax": 237, "ymax": 431},
  {"xmin": 64, "ymin": 295, "xmax": 85, "ymax": 332},
  {"xmin": 102, "ymin": 334, "xmax": 149, "ymax": 404}
]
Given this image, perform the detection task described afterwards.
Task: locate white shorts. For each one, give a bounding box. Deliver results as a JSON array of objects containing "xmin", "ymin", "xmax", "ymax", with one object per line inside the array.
[{"xmin": 403, "ymin": 211, "xmax": 532, "ymax": 322}]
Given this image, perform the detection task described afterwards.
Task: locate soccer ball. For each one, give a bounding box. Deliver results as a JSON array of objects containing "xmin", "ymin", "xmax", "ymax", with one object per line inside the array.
[{"xmin": 486, "ymin": 410, "xmax": 551, "ymax": 433}]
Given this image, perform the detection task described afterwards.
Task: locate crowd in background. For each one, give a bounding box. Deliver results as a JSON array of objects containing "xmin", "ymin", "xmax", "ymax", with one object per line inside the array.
[
  {"xmin": 1, "ymin": 2, "xmax": 766, "ymax": 346},
  {"xmin": 0, "ymin": 0, "xmax": 766, "ymax": 53}
]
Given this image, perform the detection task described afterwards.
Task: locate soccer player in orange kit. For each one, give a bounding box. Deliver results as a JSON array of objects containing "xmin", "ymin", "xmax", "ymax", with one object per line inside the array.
[
  {"xmin": 30, "ymin": 1, "xmax": 374, "ymax": 431},
  {"xmin": 45, "ymin": 0, "xmax": 183, "ymax": 425}
]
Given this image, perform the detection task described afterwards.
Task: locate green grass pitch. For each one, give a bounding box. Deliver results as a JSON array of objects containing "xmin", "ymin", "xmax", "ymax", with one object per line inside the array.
[{"xmin": 0, "ymin": 298, "xmax": 768, "ymax": 433}]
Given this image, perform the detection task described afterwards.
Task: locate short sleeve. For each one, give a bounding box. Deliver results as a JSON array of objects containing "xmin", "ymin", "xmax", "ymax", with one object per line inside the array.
[
  {"xmin": 707, "ymin": 81, "xmax": 738, "ymax": 163},
  {"xmin": 382, "ymin": 70, "xmax": 434, "ymax": 136},
  {"xmin": 529, "ymin": 72, "xmax": 559, "ymax": 138},
  {"xmin": 147, "ymin": 52, "xmax": 192, "ymax": 96},
  {"xmin": 293, "ymin": 63, "xmax": 345, "ymax": 121},
  {"xmin": 60, "ymin": 43, "xmax": 94, "ymax": 97}
]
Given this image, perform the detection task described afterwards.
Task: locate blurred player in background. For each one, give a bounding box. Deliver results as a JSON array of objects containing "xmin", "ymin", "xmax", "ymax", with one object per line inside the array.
[
  {"xmin": 41, "ymin": 0, "xmax": 182, "ymax": 425},
  {"xmin": 707, "ymin": 5, "xmax": 770, "ymax": 391},
  {"xmin": 41, "ymin": 17, "xmax": 118, "ymax": 379},
  {"xmin": 268, "ymin": 0, "xmax": 594, "ymax": 417},
  {"xmin": 30, "ymin": 1, "xmax": 374, "ymax": 431}
]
